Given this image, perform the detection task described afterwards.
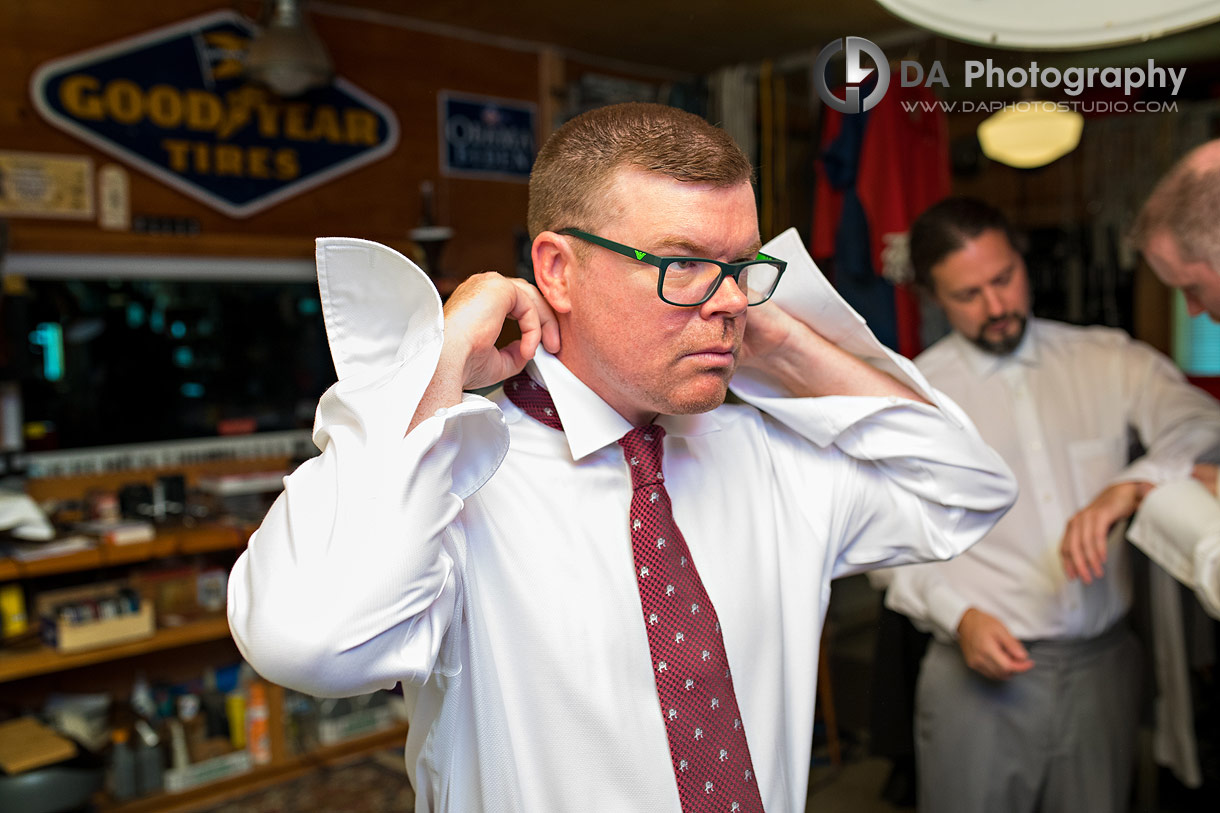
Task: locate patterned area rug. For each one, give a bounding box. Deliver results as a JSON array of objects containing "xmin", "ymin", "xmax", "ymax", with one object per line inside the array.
[{"xmin": 200, "ymin": 750, "xmax": 415, "ymax": 813}]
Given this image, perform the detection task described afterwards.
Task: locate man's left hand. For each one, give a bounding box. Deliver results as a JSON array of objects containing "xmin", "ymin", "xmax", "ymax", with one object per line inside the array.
[
  {"xmin": 737, "ymin": 301, "xmax": 929, "ymax": 403},
  {"xmin": 737, "ymin": 299, "xmax": 799, "ymax": 372},
  {"xmin": 1060, "ymin": 481, "xmax": 1153, "ymax": 584}
]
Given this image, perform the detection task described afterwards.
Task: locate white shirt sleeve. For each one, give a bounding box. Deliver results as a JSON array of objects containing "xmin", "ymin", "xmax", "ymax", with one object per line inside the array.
[
  {"xmin": 227, "ymin": 239, "xmax": 509, "ymax": 698},
  {"xmin": 825, "ymin": 395, "xmax": 1017, "ymax": 578},
  {"xmin": 883, "ymin": 559, "xmax": 974, "ymax": 642},
  {"xmin": 1112, "ymin": 337, "xmax": 1220, "ymax": 486},
  {"xmin": 734, "ymin": 377, "xmax": 1017, "ymax": 582},
  {"xmin": 1127, "ymin": 479, "xmax": 1220, "ymax": 620}
]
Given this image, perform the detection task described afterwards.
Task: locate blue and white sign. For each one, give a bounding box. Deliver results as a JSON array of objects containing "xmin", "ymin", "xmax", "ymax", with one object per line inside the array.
[
  {"xmin": 30, "ymin": 10, "xmax": 399, "ymax": 219},
  {"xmin": 440, "ymin": 92, "xmax": 536, "ymax": 182}
]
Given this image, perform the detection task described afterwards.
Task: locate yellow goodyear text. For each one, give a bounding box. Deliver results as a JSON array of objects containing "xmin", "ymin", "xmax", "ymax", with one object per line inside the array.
[{"xmin": 58, "ymin": 75, "xmax": 382, "ymax": 180}]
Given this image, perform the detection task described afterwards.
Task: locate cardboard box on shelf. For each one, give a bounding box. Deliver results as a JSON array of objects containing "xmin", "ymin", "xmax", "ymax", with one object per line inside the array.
[
  {"xmin": 75, "ymin": 518, "xmax": 155, "ymax": 545},
  {"xmin": 34, "ymin": 580, "xmax": 154, "ymax": 654}
]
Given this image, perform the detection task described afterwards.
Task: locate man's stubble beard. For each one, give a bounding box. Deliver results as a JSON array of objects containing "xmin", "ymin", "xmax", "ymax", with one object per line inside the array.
[
  {"xmin": 660, "ymin": 317, "xmax": 743, "ymax": 414},
  {"xmin": 969, "ymin": 313, "xmax": 1028, "ymax": 356}
]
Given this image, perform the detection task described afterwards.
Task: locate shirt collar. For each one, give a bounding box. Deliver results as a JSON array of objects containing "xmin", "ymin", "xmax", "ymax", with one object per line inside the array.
[
  {"xmin": 528, "ymin": 349, "xmax": 722, "ymax": 462},
  {"xmin": 952, "ymin": 316, "xmax": 1041, "ymax": 378}
]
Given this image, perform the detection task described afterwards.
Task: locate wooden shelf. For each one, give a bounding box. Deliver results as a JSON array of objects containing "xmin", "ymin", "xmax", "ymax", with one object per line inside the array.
[
  {"xmin": 0, "ymin": 484, "xmax": 391, "ymax": 812},
  {"xmin": 96, "ymin": 722, "xmax": 411, "ymax": 813},
  {"xmin": 10, "ymin": 224, "xmax": 424, "ymax": 264},
  {"xmin": 0, "ymin": 524, "xmax": 249, "ymax": 581},
  {"xmin": 10, "ymin": 225, "xmax": 317, "ymax": 258},
  {"xmin": 0, "ymin": 615, "xmax": 233, "ymax": 683}
]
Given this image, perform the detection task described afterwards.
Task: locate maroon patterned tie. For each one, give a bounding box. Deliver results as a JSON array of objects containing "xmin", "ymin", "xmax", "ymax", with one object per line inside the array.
[{"xmin": 505, "ymin": 372, "xmax": 765, "ymax": 812}]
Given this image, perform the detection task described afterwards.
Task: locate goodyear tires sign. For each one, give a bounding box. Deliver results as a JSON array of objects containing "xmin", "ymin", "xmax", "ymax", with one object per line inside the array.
[{"xmin": 30, "ymin": 10, "xmax": 399, "ymax": 218}]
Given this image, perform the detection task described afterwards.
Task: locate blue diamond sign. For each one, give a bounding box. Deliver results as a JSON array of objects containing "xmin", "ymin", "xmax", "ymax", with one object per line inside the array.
[{"xmin": 29, "ymin": 10, "xmax": 399, "ymax": 218}]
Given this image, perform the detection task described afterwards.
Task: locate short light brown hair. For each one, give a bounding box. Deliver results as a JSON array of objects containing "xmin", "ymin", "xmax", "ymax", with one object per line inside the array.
[
  {"xmin": 527, "ymin": 103, "xmax": 753, "ymax": 239},
  {"xmin": 1132, "ymin": 143, "xmax": 1220, "ymax": 273}
]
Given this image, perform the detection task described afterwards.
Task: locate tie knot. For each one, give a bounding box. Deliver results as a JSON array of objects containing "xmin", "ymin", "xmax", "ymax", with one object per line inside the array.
[
  {"xmin": 503, "ymin": 372, "xmax": 563, "ymax": 431},
  {"xmin": 619, "ymin": 425, "xmax": 666, "ymax": 489}
]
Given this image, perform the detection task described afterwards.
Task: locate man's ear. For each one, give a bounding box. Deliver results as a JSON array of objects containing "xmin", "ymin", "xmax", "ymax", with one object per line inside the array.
[
  {"xmin": 1187, "ymin": 257, "xmax": 1218, "ymax": 279},
  {"xmin": 531, "ymin": 231, "xmax": 575, "ymax": 314}
]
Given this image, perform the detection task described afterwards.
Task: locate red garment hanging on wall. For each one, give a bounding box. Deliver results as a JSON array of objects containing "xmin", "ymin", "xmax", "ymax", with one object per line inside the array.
[{"xmin": 813, "ymin": 83, "xmax": 950, "ymax": 358}]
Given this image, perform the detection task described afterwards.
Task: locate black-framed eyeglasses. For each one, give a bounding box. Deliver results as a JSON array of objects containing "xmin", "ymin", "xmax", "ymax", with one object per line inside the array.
[{"xmin": 558, "ymin": 228, "xmax": 787, "ymax": 307}]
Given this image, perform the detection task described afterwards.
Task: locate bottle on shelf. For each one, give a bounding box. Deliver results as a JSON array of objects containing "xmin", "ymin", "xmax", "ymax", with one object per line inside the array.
[
  {"xmin": 226, "ymin": 689, "xmax": 246, "ymax": 750},
  {"xmin": 130, "ymin": 672, "xmax": 157, "ymax": 722},
  {"xmin": 133, "ymin": 718, "xmax": 164, "ymax": 796},
  {"xmin": 178, "ymin": 692, "xmax": 206, "ymax": 762},
  {"xmin": 246, "ymin": 680, "xmax": 271, "ymax": 766},
  {"xmin": 201, "ymin": 666, "xmax": 230, "ymax": 741},
  {"xmin": 108, "ymin": 727, "xmax": 137, "ymax": 801},
  {"xmin": 167, "ymin": 718, "xmax": 191, "ymax": 771}
]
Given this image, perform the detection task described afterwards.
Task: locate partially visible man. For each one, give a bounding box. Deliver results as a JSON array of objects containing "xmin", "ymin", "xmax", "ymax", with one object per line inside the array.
[
  {"xmin": 885, "ymin": 197, "xmax": 1220, "ymax": 813},
  {"xmin": 1130, "ymin": 138, "xmax": 1220, "ymax": 320},
  {"xmin": 1098, "ymin": 139, "xmax": 1220, "ymax": 622},
  {"xmin": 226, "ymin": 105, "xmax": 1017, "ymax": 813}
]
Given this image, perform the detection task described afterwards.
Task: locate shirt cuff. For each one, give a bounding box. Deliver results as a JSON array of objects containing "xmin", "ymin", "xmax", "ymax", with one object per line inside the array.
[
  {"xmin": 1128, "ymin": 478, "xmax": 1220, "ymax": 590},
  {"xmin": 316, "ymin": 237, "xmax": 444, "ymax": 381},
  {"xmin": 408, "ymin": 393, "xmax": 510, "ymax": 500},
  {"xmin": 1115, "ymin": 456, "xmax": 1191, "ymax": 488},
  {"xmin": 730, "ymin": 369, "xmax": 920, "ymax": 447},
  {"xmin": 749, "ymin": 228, "xmax": 958, "ymax": 418},
  {"xmin": 1195, "ymin": 535, "xmax": 1220, "ymax": 619},
  {"xmin": 926, "ymin": 583, "xmax": 971, "ymax": 642}
]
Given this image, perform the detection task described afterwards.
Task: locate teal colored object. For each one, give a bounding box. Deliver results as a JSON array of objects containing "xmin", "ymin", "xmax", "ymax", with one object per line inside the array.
[
  {"xmin": 1172, "ymin": 290, "xmax": 1220, "ymax": 375},
  {"xmin": 29, "ymin": 323, "xmax": 64, "ymax": 382}
]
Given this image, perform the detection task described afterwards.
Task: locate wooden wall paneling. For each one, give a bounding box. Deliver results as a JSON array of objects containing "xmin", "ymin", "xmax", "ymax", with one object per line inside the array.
[
  {"xmin": 538, "ymin": 47, "xmax": 565, "ymax": 141},
  {"xmin": 306, "ymin": 12, "xmax": 537, "ymax": 279}
]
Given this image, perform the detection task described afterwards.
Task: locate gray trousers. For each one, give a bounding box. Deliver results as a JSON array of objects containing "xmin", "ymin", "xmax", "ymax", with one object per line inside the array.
[{"xmin": 914, "ymin": 624, "xmax": 1141, "ymax": 813}]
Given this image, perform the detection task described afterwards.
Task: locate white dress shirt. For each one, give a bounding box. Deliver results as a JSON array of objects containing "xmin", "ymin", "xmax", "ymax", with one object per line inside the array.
[
  {"xmin": 886, "ymin": 318, "xmax": 1220, "ymax": 642},
  {"xmin": 227, "ymin": 236, "xmax": 1016, "ymax": 813},
  {"xmin": 1129, "ymin": 479, "xmax": 1220, "ymax": 619}
]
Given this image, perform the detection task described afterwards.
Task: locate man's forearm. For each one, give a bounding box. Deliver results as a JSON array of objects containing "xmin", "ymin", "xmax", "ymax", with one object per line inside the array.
[{"xmin": 409, "ymin": 340, "xmax": 469, "ymax": 433}]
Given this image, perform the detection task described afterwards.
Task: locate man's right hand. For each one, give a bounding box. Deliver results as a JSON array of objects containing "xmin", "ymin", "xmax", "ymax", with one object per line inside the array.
[
  {"xmin": 409, "ymin": 273, "xmax": 560, "ymax": 432},
  {"xmin": 442, "ymin": 272, "xmax": 561, "ymax": 390},
  {"xmin": 956, "ymin": 607, "xmax": 1035, "ymax": 680},
  {"xmin": 1059, "ymin": 480, "xmax": 1152, "ymax": 584}
]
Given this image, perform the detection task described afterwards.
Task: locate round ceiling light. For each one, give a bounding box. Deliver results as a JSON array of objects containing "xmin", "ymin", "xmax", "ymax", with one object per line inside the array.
[
  {"xmin": 874, "ymin": 0, "xmax": 1220, "ymax": 49},
  {"xmin": 977, "ymin": 105, "xmax": 1085, "ymax": 168}
]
